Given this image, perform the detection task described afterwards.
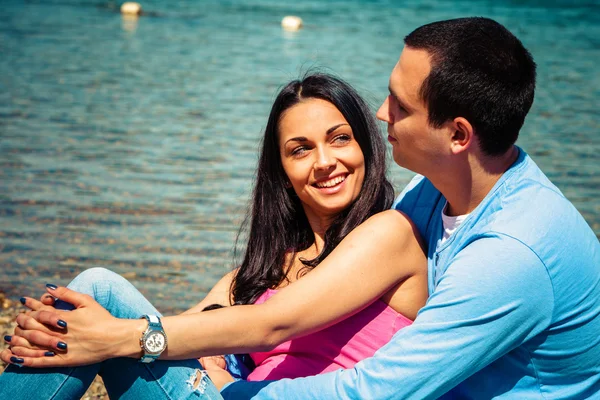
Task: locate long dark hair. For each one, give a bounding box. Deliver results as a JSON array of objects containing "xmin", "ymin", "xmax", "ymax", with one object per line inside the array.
[{"xmin": 231, "ymin": 73, "xmax": 394, "ymax": 305}]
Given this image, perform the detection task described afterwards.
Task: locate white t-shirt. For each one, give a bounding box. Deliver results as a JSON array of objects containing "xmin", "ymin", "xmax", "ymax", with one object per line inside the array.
[{"xmin": 441, "ymin": 202, "xmax": 469, "ymax": 244}]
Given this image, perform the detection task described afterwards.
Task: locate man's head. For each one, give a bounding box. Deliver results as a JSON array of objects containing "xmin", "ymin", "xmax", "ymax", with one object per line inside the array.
[{"xmin": 377, "ymin": 17, "xmax": 536, "ymax": 175}]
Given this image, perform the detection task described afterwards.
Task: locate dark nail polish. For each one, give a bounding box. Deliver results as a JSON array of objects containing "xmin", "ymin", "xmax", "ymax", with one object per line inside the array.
[
  {"xmin": 57, "ymin": 341, "xmax": 67, "ymax": 350},
  {"xmin": 46, "ymin": 283, "xmax": 58, "ymax": 290},
  {"xmin": 3, "ymin": 335, "xmax": 11, "ymax": 342},
  {"xmin": 19, "ymin": 297, "xmax": 26, "ymax": 305},
  {"xmin": 10, "ymin": 356, "xmax": 24, "ymax": 364},
  {"xmin": 44, "ymin": 351, "xmax": 55, "ymax": 357},
  {"xmin": 57, "ymin": 319, "xmax": 67, "ymax": 328}
]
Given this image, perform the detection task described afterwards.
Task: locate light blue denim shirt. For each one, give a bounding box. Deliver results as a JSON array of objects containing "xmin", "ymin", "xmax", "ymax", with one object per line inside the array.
[{"xmin": 222, "ymin": 148, "xmax": 600, "ymax": 399}]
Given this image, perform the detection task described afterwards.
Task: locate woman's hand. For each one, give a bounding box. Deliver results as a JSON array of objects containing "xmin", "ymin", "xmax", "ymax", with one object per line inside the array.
[
  {"xmin": 1, "ymin": 286, "xmax": 141, "ymax": 368},
  {"xmin": 199, "ymin": 355, "xmax": 227, "ymax": 370},
  {"xmin": 2, "ymin": 295, "xmax": 67, "ymax": 360},
  {"xmin": 200, "ymin": 355, "xmax": 234, "ymax": 390}
]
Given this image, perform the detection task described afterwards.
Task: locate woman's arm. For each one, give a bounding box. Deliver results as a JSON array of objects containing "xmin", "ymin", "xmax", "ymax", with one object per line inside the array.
[
  {"xmin": 3, "ymin": 210, "xmax": 426, "ymax": 367},
  {"xmin": 157, "ymin": 210, "xmax": 426, "ymax": 358},
  {"xmin": 180, "ymin": 270, "xmax": 236, "ymax": 315}
]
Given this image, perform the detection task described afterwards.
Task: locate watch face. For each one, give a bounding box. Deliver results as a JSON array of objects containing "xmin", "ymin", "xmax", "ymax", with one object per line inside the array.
[{"xmin": 144, "ymin": 332, "xmax": 166, "ymax": 353}]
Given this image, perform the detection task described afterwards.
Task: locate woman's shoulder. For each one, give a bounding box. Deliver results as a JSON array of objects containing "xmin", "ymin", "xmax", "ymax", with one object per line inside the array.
[
  {"xmin": 358, "ymin": 209, "xmax": 426, "ymax": 277},
  {"xmin": 363, "ymin": 213, "xmax": 427, "ymax": 318},
  {"xmin": 338, "ymin": 209, "xmax": 425, "ymax": 267},
  {"xmin": 362, "ymin": 209, "xmax": 419, "ymax": 238}
]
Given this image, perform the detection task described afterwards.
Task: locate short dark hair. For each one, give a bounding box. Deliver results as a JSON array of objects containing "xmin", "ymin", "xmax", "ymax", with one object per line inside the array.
[
  {"xmin": 404, "ymin": 17, "xmax": 536, "ymax": 155},
  {"xmin": 231, "ymin": 73, "xmax": 394, "ymax": 305}
]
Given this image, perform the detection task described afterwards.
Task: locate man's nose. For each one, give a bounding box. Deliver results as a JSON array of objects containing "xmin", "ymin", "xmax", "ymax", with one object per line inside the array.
[{"xmin": 376, "ymin": 96, "xmax": 392, "ymax": 123}]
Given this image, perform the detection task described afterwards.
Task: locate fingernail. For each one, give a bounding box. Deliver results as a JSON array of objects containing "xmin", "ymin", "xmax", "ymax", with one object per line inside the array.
[
  {"xmin": 44, "ymin": 351, "xmax": 55, "ymax": 357},
  {"xmin": 57, "ymin": 319, "xmax": 67, "ymax": 328},
  {"xmin": 57, "ymin": 341, "xmax": 67, "ymax": 350},
  {"xmin": 19, "ymin": 297, "xmax": 26, "ymax": 305},
  {"xmin": 46, "ymin": 283, "xmax": 58, "ymax": 290},
  {"xmin": 3, "ymin": 335, "xmax": 11, "ymax": 343},
  {"xmin": 10, "ymin": 356, "xmax": 24, "ymax": 364}
]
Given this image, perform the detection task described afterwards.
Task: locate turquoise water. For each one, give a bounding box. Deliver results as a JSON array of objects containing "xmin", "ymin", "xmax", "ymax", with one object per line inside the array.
[{"xmin": 1, "ymin": 0, "xmax": 599, "ymax": 313}]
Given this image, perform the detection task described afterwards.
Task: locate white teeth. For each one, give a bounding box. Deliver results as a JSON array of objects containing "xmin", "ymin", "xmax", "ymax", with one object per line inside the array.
[{"xmin": 315, "ymin": 175, "xmax": 346, "ymax": 188}]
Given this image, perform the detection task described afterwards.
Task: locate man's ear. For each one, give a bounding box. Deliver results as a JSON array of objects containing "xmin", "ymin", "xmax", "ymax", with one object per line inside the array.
[{"xmin": 450, "ymin": 117, "xmax": 474, "ymax": 155}]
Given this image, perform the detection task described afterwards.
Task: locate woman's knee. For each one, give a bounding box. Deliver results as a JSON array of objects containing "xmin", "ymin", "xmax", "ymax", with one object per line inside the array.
[
  {"xmin": 67, "ymin": 268, "xmax": 133, "ymax": 306},
  {"xmin": 69, "ymin": 267, "xmax": 122, "ymax": 290},
  {"xmin": 65, "ymin": 267, "xmax": 156, "ymax": 318}
]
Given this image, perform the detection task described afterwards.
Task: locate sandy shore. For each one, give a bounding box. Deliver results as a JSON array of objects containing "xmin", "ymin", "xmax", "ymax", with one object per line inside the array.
[{"xmin": 0, "ymin": 291, "xmax": 108, "ymax": 399}]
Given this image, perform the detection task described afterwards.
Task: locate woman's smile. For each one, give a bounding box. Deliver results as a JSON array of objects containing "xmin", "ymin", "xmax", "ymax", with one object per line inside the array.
[{"xmin": 313, "ymin": 175, "xmax": 347, "ymax": 192}]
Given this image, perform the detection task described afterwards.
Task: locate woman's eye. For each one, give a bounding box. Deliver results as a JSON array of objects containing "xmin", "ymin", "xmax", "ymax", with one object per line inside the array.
[
  {"xmin": 291, "ymin": 146, "xmax": 308, "ymax": 156},
  {"xmin": 333, "ymin": 134, "xmax": 351, "ymax": 145}
]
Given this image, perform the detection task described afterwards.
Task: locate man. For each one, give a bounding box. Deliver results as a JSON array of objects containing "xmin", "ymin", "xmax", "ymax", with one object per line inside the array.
[{"xmin": 222, "ymin": 17, "xmax": 600, "ymax": 399}]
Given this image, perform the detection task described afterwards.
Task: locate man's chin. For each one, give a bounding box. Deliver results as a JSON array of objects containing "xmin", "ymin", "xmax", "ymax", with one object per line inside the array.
[
  {"xmin": 392, "ymin": 153, "xmax": 407, "ymax": 168},
  {"xmin": 392, "ymin": 155, "xmax": 420, "ymax": 174}
]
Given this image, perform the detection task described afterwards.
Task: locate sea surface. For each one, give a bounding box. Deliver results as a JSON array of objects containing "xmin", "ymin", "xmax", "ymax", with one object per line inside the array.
[{"xmin": 1, "ymin": 0, "xmax": 599, "ymax": 313}]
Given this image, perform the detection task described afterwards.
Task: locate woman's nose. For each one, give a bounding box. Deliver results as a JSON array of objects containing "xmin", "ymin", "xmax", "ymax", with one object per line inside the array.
[{"xmin": 314, "ymin": 147, "xmax": 336, "ymax": 171}]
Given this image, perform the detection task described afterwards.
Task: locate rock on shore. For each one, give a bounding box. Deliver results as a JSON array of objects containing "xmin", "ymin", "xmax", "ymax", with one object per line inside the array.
[{"xmin": 0, "ymin": 292, "xmax": 108, "ymax": 399}]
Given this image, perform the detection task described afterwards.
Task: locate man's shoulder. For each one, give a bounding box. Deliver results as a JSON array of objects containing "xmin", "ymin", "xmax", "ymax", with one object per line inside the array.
[
  {"xmin": 461, "ymin": 154, "xmax": 600, "ymax": 308},
  {"xmin": 481, "ymin": 154, "xmax": 593, "ymax": 251},
  {"xmin": 392, "ymin": 175, "xmax": 444, "ymax": 241}
]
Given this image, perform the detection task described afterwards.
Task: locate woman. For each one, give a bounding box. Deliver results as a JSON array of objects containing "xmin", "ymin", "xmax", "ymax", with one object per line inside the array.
[{"xmin": 0, "ymin": 74, "xmax": 427, "ymax": 399}]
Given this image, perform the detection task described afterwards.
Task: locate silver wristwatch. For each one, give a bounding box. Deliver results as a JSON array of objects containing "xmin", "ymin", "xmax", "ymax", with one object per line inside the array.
[{"xmin": 139, "ymin": 315, "xmax": 167, "ymax": 363}]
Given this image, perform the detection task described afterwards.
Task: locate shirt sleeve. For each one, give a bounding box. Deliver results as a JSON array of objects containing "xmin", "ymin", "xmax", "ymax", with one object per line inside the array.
[{"xmin": 221, "ymin": 235, "xmax": 554, "ymax": 400}]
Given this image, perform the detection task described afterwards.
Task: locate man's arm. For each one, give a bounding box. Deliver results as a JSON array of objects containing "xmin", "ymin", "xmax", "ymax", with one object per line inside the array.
[{"xmin": 222, "ymin": 235, "xmax": 554, "ymax": 399}]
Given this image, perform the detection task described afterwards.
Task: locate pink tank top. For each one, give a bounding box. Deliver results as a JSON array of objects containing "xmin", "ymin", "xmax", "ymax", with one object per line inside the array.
[{"xmin": 246, "ymin": 289, "xmax": 412, "ymax": 381}]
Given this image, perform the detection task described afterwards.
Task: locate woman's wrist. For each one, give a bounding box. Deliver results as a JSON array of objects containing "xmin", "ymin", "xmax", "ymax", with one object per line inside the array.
[{"xmin": 111, "ymin": 318, "xmax": 147, "ymax": 359}]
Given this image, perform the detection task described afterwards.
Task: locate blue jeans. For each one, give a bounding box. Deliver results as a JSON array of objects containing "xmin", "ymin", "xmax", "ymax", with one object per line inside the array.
[{"xmin": 0, "ymin": 268, "xmax": 224, "ymax": 400}]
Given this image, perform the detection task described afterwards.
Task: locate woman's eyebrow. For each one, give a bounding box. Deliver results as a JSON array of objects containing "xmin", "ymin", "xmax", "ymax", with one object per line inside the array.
[
  {"xmin": 326, "ymin": 123, "xmax": 349, "ymax": 135},
  {"xmin": 284, "ymin": 123, "xmax": 349, "ymax": 145},
  {"xmin": 285, "ymin": 136, "xmax": 308, "ymax": 145}
]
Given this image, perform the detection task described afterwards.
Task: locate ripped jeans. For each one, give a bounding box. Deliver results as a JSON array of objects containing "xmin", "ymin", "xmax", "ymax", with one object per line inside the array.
[{"xmin": 0, "ymin": 268, "xmax": 223, "ymax": 400}]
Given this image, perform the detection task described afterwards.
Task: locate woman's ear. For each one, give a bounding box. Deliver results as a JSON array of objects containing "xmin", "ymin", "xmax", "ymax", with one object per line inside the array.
[{"xmin": 450, "ymin": 117, "xmax": 474, "ymax": 155}]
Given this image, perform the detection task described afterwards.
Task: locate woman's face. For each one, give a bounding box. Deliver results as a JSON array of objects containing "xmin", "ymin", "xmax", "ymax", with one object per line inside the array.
[{"xmin": 279, "ymin": 98, "xmax": 365, "ymax": 223}]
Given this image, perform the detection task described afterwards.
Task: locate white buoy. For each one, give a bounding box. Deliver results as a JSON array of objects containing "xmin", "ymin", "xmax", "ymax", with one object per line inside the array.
[
  {"xmin": 121, "ymin": 2, "xmax": 142, "ymax": 16},
  {"xmin": 281, "ymin": 16, "xmax": 303, "ymax": 31}
]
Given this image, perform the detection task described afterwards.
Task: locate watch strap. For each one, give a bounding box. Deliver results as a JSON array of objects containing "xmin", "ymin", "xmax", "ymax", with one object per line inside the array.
[
  {"xmin": 140, "ymin": 354, "xmax": 158, "ymax": 363},
  {"xmin": 146, "ymin": 314, "xmax": 161, "ymax": 327}
]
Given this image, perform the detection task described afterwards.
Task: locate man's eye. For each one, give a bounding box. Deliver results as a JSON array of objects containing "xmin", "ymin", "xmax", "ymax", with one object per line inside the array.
[{"xmin": 390, "ymin": 96, "xmax": 407, "ymax": 114}]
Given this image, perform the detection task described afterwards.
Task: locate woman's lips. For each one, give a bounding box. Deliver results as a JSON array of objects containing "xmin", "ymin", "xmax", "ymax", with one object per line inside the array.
[
  {"xmin": 314, "ymin": 175, "xmax": 346, "ymax": 188},
  {"xmin": 313, "ymin": 174, "xmax": 348, "ymax": 194}
]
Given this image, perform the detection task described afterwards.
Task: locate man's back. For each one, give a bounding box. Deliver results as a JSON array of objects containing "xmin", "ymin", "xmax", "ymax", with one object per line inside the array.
[{"xmin": 396, "ymin": 147, "xmax": 600, "ymax": 398}]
